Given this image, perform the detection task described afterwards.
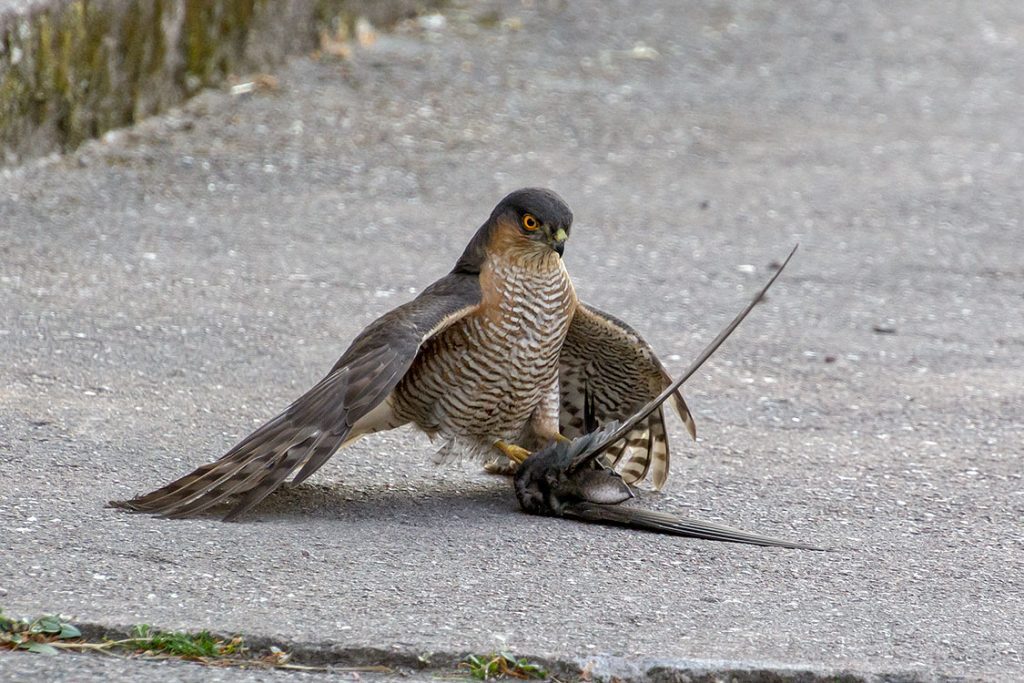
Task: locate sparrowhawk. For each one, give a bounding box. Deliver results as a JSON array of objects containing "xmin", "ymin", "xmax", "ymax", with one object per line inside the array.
[{"xmin": 115, "ymin": 188, "xmax": 696, "ymax": 520}]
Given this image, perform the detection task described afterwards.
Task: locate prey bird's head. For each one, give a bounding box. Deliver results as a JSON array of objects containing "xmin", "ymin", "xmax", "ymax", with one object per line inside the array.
[
  {"xmin": 489, "ymin": 187, "xmax": 573, "ymax": 257},
  {"xmin": 513, "ymin": 424, "xmax": 634, "ymax": 516}
]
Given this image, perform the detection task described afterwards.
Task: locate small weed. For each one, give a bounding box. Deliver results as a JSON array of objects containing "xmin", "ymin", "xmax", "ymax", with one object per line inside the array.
[
  {"xmin": 0, "ymin": 609, "xmax": 398, "ymax": 674},
  {"xmin": 0, "ymin": 609, "xmax": 327, "ymax": 671},
  {"xmin": 122, "ymin": 624, "xmax": 247, "ymax": 660},
  {"xmin": 1, "ymin": 609, "xmax": 82, "ymax": 655},
  {"xmin": 462, "ymin": 651, "xmax": 548, "ymax": 680}
]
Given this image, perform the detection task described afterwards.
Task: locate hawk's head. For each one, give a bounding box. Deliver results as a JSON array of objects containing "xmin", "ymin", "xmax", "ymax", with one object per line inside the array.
[{"xmin": 490, "ymin": 187, "xmax": 573, "ymax": 257}]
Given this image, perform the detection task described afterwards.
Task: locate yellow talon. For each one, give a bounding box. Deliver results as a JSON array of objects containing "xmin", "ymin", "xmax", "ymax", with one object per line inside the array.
[{"xmin": 494, "ymin": 440, "xmax": 532, "ymax": 464}]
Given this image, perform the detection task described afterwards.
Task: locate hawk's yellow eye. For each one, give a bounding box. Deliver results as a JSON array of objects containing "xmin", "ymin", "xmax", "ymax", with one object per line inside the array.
[{"xmin": 522, "ymin": 214, "xmax": 539, "ymax": 231}]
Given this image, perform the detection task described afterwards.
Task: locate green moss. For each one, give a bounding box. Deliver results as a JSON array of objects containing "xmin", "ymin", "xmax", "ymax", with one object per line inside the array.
[
  {"xmin": 314, "ymin": 0, "xmax": 356, "ymax": 36},
  {"xmin": 181, "ymin": 0, "xmax": 263, "ymax": 93},
  {"xmin": 182, "ymin": 0, "xmax": 214, "ymax": 88},
  {"xmin": 33, "ymin": 14, "xmax": 53, "ymax": 117},
  {"xmin": 118, "ymin": 2, "xmax": 169, "ymax": 121},
  {"xmin": 1, "ymin": 0, "xmax": 444, "ymax": 164},
  {"xmin": 0, "ymin": 69, "xmax": 29, "ymax": 128},
  {"xmin": 81, "ymin": 4, "xmax": 115, "ymax": 139}
]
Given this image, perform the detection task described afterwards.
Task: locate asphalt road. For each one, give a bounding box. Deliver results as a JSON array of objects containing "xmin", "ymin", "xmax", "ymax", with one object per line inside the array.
[{"xmin": 2, "ymin": 1, "xmax": 1022, "ymax": 680}]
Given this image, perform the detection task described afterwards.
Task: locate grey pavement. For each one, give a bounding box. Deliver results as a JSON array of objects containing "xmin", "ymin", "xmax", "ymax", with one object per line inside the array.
[
  {"xmin": 0, "ymin": 650, "xmax": 355, "ymax": 682},
  {"xmin": 2, "ymin": 1, "xmax": 1023, "ymax": 680}
]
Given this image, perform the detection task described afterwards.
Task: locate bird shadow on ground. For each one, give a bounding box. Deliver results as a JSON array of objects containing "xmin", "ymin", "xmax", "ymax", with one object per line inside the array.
[{"xmin": 189, "ymin": 476, "xmax": 522, "ymax": 526}]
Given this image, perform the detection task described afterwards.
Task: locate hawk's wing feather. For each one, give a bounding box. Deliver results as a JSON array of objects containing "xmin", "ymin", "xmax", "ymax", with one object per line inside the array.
[
  {"xmin": 112, "ymin": 272, "xmax": 482, "ymax": 521},
  {"xmin": 559, "ymin": 302, "xmax": 696, "ymax": 490}
]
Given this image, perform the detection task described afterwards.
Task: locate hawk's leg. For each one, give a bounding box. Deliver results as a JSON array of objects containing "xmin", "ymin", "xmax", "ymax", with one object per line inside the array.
[
  {"xmin": 484, "ymin": 440, "xmax": 531, "ymax": 476},
  {"xmin": 485, "ymin": 435, "xmax": 571, "ymax": 475},
  {"xmin": 494, "ymin": 440, "xmax": 532, "ymax": 465},
  {"xmin": 483, "ymin": 458, "xmax": 519, "ymax": 476},
  {"xmin": 486, "ymin": 376, "xmax": 569, "ymax": 474}
]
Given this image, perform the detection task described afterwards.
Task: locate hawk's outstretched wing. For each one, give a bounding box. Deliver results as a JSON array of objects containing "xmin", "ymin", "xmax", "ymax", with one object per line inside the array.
[
  {"xmin": 113, "ymin": 273, "xmax": 482, "ymax": 521},
  {"xmin": 558, "ymin": 303, "xmax": 696, "ymax": 490}
]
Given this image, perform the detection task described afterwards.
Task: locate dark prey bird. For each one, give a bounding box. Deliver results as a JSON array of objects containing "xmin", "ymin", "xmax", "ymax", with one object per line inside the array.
[{"xmin": 513, "ymin": 246, "xmax": 825, "ymax": 550}]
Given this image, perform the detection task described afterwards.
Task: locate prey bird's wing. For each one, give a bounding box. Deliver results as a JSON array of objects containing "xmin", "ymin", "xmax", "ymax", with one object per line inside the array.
[
  {"xmin": 559, "ymin": 303, "xmax": 697, "ymax": 490},
  {"xmin": 113, "ymin": 273, "xmax": 482, "ymax": 521},
  {"xmin": 564, "ymin": 502, "xmax": 825, "ymax": 550},
  {"xmin": 569, "ymin": 245, "xmax": 799, "ymax": 472}
]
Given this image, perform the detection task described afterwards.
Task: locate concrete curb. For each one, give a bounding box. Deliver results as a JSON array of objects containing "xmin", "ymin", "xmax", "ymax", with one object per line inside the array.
[
  {"xmin": 69, "ymin": 621, "xmax": 937, "ymax": 683},
  {"xmin": 0, "ymin": 0, "xmax": 432, "ymax": 166}
]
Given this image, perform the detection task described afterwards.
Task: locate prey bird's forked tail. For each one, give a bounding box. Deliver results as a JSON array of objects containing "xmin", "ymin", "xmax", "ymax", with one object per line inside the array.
[
  {"xmin": 514, "ymin": 245, "xmax": 829, "ymax": 550},
  {"xmin": 566, "ymin": 501, "xmax": 822, "ymax": 550},
  {"xmin": 514, "ymin": 422, "xmax": 827, "ymax": 551}
]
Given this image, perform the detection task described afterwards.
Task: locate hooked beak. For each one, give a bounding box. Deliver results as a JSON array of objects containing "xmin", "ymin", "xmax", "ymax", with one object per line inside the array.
[{"xmin": 550, "ymin": 227, "xmax": 567, "ymax": 256}]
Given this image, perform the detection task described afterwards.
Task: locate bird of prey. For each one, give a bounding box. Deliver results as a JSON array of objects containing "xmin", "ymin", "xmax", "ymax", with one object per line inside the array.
[
  {"xmin": 512, "ymin": 246, "xmax": 825, "ymax": 550},
  {"xmin": 114, "ymin": 188, "xmax": 696, "ymax": 521}
]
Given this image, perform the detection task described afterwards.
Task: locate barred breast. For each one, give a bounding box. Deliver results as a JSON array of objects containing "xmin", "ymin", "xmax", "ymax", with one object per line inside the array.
[{"xmin": 391, "ymin": 250, "xmax": 576, "ymax": 454}]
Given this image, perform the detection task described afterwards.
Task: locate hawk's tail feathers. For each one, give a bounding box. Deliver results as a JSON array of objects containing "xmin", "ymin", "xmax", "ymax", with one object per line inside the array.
[
  {"xmin": 615, "ymin": 407, "xmax": 671, "ymax": 489},
  {"xmin": 671, "ymin": 391, "xmax": 697, "ymax": 441}
]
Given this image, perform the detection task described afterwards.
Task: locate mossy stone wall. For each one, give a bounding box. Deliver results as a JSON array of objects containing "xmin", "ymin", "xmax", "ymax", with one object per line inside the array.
[{"xmin": 0, "ymin": 0, "xmax": 428, "ymax": 166}]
